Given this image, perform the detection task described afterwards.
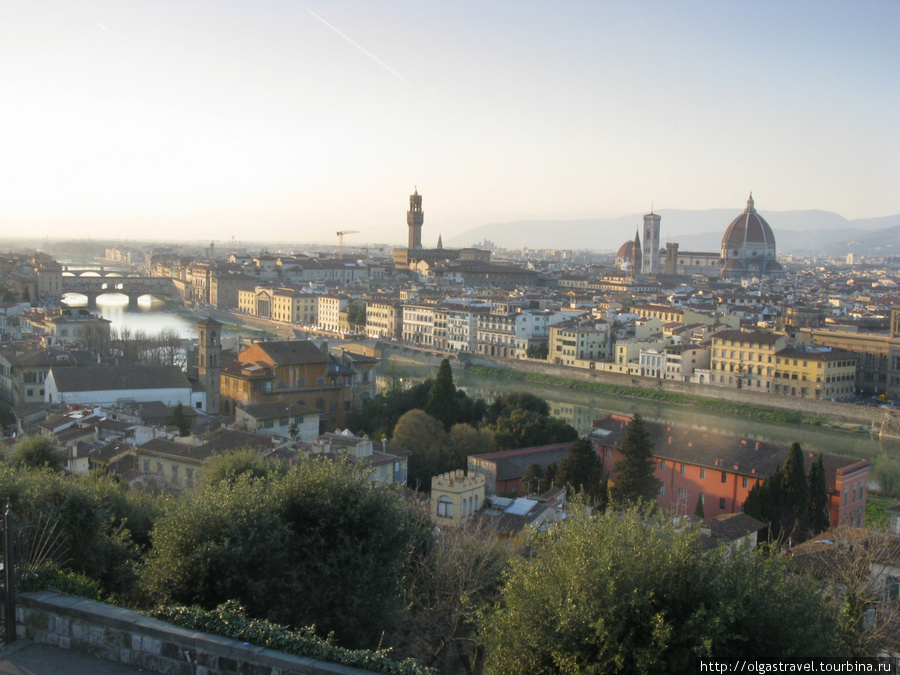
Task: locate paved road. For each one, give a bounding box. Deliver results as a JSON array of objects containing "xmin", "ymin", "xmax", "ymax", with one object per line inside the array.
[{"xmin": 0, "ymin": 641, "xmax": 147, "ymax": 675}]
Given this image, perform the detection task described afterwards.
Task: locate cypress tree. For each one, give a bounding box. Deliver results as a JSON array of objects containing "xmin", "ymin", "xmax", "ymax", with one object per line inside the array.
[
  {"xmin": 694, "ymin": 493, "xmax": 705, "ymax": 519},
  {"xmin": 170, "ymin": 402, "xmax": 192, "ymax": 437},
  {"xmin": 557, "ymin": 438, "xmax": 604, "ymax": 504},
  {"xmin": 807, "ymin": 454, "xmax": 830, "ymax": 535},
  {"xmin": 425, "ymin": 358, "xmax": 459, "ymax": 431},
  {"xmin": 782, "ymin": 442, "xmax": 810, "ymax": 539},
  {"xmin": 609, "ymin": 414, "xmax": 661, "ymax": 506},
  {"xmin": 744, "ymin": 468, "xmax": 784, "ymax": 544}
]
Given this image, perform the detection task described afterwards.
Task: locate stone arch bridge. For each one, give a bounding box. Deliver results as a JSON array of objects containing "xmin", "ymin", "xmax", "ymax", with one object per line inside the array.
[{"xmin": 61, "ymin": 271, "xmax": 175, "ymax": 309}]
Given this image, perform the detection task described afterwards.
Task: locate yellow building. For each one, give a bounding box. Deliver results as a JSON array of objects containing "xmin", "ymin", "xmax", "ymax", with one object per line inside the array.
[
  {"xmin": 549, "ymin": 323, "xmax": 609, "ymax": 366},
  {"xmin": 272, "ymin": 290, "xmax": 318, "ymax": 325},
  {"xmin": 773, "ymin": 347, "xmax": 857, "ymax": 400},
  {"xmin": 709, "ymin": 329, "xmax": 786, "ymax": 391},
  {"xmin": 802, "ymin": 307, "xmax": 900, "ymax": 398},
  {"xmin": 238, "ymin": 287, "xmax": 318, "ymax": 325},
  {"xmin": 431, "ymin": 470, "xmax": 486, "ymax": 527},
  {"xmin": 365, "ymin": 300, "xmax": 402, "ymax": 340}
]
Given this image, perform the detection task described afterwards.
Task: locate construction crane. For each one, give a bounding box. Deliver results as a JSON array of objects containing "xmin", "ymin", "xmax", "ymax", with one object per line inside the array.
[{"xmin": 336, "ymin": 230, "xmax": 359, "ymax": 261}]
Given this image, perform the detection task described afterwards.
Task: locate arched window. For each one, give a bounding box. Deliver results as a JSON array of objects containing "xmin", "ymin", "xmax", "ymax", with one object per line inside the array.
[
  {"xmin": 316, "ymin": 377, "xmax": 325, "ymax": 386},
  {"xmin": 437, "ymin": 496, "xmax": 453, "ymax": 518}
]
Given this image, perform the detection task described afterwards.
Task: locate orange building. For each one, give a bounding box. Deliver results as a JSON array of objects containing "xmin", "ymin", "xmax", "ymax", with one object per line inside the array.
[
  {"xmin": 220, "ymin": 340, "xmax": 356, "ymax": 431},
  {"xmin": 591, "ymin": 415, "xmax": 869, "ymax": 529}
]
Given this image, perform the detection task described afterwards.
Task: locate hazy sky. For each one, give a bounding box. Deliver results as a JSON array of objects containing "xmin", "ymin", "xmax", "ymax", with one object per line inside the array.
[{"xmin": 2, "ymin": 1, "xmax": 898, "ymax": 246}]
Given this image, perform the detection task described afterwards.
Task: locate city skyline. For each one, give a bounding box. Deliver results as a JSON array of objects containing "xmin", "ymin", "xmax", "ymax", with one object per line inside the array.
[{"xmin": 2, "ymin": 1, "xmax": 898, "ymax": 245}]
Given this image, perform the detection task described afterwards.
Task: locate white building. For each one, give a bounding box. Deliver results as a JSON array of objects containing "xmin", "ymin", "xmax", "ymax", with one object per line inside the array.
[
  {"xmin": 402, "ymin": 303, "xmax": 436, "ymax": 346},
  {"xmin": 46, "ymin": 365, "xmax": 203, "ymax": 409}
]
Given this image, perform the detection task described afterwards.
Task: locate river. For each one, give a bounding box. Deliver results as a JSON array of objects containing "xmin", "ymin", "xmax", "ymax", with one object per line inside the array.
[
  {"xmin": 62, "ymin": 295, "xmax": 200, "ymax": 338},
  {"xmin": 380, "ymin": 362, "xmax": 900, "ymax": 462}
]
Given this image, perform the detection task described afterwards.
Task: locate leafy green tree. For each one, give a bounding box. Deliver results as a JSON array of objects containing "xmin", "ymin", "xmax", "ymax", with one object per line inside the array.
[
  {"xmin": 11, "ymin": 435, "xmax": 66, "ymax": 471},
  {"xmin": 141, "ymin": 460, "xmax": 429, "ymax": 649},
  {"xmin": 609, "ymin": 414, "xmax": 660, "ymax": 506},
  {"xmin": 446, "ymin": 423, "xmax": 494, "ymax": 469},
  {"xmin": 482, "ymin": 507, "xmax": 842, "ymax": 673},
  {"xmin": 425, "ymin": 358, "xmax": 459, "ymax": 431},
  {"xmin": 0, "ymin": 465, "xmax": 158, "ymax": 598},
  {"xmin": 482, "ymin": 392, "xmax": 550, "ymax": 426},
  {"xmin": 200, "ymin": 449, "xmax": 282, "ymax": 487},
  {"xmin": 490, "ymin": 409, "xmax": 578, "ymax": 451},
  {"xmin": 391, "ymin": 409, "xmax": 450, "ymax": 490},
  {"xmin": 491, "ymin": 409, "xmax": 545, "ymax": 451},
  {"xmin": 169, "ymin": 402, "xmax": 192, "ymax": 437},
  {"xmin": 345, "ymin": 377, "xmax": 433, "ymax": 440},
  {"xmin": 556, "ymin": 438, "xmax": 604, "ymax": 505},
  {"xmin": 526, "ymin": 342, "xmax": 548, "ymax": 359},
  {"xmin": 807, "ymin": 454, "xmax": 830, "ymax": 535},
  {"xmin": 346, "ymin": 302, "xmax": 366, "ymax": 330}
]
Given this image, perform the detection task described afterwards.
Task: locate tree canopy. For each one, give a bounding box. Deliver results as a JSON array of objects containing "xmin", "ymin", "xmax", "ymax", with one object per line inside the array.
[
  {"xmin": 11, "ymin": 435, "xmax": 66, "ymax": 472},
  {"xmin": 140, "ymin": 457, "xmax": 429, "ymax": 649},
  {"xmin": 482, "ymin": 507, "xmax": 842, "ymax": 673}
]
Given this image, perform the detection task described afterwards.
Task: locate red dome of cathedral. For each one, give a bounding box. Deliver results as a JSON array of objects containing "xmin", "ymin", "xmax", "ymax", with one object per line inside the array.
[
  {"xmin": 719, "ymin": 193, "xmax": 781, "ymax": 278},
  {"xmin": 721, "ymin": 193, "xmax": 775, "ymax": 248},
  {"xmin": 617, "ymin": 240, "xmax": 637, "ymax": 260}
]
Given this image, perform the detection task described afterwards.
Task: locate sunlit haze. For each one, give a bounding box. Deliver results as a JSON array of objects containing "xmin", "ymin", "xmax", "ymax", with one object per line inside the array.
[{"xmin": 2, "ymin": 1, "xmax": 898, "ymax": 246}]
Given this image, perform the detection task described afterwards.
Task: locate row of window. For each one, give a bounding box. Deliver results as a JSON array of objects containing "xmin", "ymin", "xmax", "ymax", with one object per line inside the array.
[{"xmin": 658, "ymin": 459, "xmax": 752, "ymax": 488}]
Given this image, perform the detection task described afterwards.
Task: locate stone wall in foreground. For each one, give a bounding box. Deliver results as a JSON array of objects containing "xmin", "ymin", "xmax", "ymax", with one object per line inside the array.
[{"xmin": 17, "ymin": 591, "xmax": 373, "ymax": 675}]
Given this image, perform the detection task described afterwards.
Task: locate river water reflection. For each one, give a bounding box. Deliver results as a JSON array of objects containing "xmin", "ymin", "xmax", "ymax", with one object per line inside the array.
[{"xmin": 62, "ymin": 295, "xmax": 202, "ymax": 339}]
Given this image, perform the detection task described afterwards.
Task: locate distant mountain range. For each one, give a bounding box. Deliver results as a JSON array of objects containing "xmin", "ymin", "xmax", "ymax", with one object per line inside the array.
[{"xmin": 446, "ymin": 210, "xmax": 900, "ymax": 257}]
